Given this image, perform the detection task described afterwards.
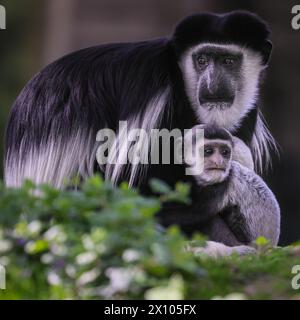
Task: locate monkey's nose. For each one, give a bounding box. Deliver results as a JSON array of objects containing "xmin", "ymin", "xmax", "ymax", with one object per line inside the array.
[
  {"xmin": 199, "ymin": 85, "xmax": 234, "ymax": 105},
  {"xmin": 211, "ymin": 161, "xmax": 221, "ymax": 168}
]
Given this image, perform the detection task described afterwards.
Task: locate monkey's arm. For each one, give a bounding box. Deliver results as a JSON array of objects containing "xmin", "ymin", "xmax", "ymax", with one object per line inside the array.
[
  {"xmin": 220, "ymin": 205, "xmax": 252, "ymax": 244},
  {"xmin": 156, "ymin": 200, "xmax": 220, "ymax": 236},
  {"xmin": 199, "ymin": 215, "xmax": 244, "ymax": 246}
]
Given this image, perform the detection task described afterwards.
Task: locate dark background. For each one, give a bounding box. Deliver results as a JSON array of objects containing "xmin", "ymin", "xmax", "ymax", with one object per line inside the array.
[{"xmin": 0, "ymin": 0, "xmax": 299, "ymax": 245}]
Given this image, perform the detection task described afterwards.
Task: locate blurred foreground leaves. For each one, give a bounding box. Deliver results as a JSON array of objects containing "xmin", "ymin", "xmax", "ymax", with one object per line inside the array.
[{"xmin": 0, "ymin": 176, "xmax": 299, "ymax": 300}]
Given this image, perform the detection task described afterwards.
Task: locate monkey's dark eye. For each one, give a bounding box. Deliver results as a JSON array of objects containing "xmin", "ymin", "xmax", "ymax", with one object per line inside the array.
[
  {"xmin": 221, "ymin": 148, "xmax": 231, "ymax": 158},
  {"xmin": 223, "ymin": 57, "xmax": 235, "ymax": 65},
  {"xmin": 204, "ymin": 147, "xmax": 214, "ymax": 157},
  {"xmin": 197, "ymin": 55, "xmax": 208, "ymax": 66}
]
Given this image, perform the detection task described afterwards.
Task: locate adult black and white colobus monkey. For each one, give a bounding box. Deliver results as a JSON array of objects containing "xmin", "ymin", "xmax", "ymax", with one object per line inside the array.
[
  {"xmin": 164, "ymin": 125, "xmax": 280, "ymax": 256},
  {"xmin": 5, "ymin": 12, "xmax": 276, "ymax": 210}
]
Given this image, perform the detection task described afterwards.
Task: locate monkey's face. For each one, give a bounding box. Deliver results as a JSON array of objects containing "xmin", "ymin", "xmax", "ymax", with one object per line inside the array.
[
  {"xmin": 179, "ymin": 43, "xmax": 265, "ymax": 130},
  {"xmin": 196, "ymin": 139, "xmax": 232, "ymax": 186},
  {"xmin": 195, "ymin": 47, "xmax": 241, "ymax": 111}
]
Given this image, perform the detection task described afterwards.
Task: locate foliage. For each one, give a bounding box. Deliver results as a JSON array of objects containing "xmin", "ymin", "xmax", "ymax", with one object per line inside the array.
[{"xmin": 0, "ymin": 176, "xmax": 299, "ymax": 300}]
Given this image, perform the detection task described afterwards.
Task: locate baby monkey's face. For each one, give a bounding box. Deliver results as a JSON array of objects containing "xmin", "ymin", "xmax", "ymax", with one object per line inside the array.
[
  {"xmin": 181, "ymin": 124, "xmax": 234, "ymax": 185},
  {"xmin": 198, "ymin": 139, "xmax": 232, "ymax": 185}
]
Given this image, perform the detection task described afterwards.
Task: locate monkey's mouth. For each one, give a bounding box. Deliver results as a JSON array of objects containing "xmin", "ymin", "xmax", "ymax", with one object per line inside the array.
[
  {"xmin": 201, "ymin": 102, "xmax": 233, "ymax": 111},
  {"xmin": 199, "ymin": 95, "xmax": 234, "ymax": 110},
  {"xmin": 205, "ymin": 167, "xmax": 226, "ymax": 171}
]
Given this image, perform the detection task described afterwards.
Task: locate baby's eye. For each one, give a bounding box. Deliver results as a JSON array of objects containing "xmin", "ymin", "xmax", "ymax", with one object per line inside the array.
[
  {"xmin": 221, "ymin": 148, "xmax": 231, "ymax": 158},
  {"xmin": 204, "ymin": 148, "xmax": 214, "ymax": 157}
]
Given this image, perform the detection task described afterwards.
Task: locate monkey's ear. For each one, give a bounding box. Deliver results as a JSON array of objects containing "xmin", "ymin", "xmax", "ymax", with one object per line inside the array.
[{"xmin": 261, "ymin": 40, "xmax": 273, "ymax": 65}]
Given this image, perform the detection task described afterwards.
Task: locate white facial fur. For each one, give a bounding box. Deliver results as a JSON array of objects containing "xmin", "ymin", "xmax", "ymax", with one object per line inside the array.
[
  {"xmin": 179, "ymin": 43, "xmax": 265, "ymax": 131},
  {"xmin": 191, "ymin": 139, "xmax": 233, "ymax": 186}
]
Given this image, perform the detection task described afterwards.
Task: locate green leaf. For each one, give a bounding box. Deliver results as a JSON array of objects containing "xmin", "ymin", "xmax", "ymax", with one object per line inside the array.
[
  {"xmin": 255, "ymin": 236, "xmax": 270, "ymax": 247},
  {"xmin": 149, "ymin": 179, "xmax": 172, "ymax": 194}
]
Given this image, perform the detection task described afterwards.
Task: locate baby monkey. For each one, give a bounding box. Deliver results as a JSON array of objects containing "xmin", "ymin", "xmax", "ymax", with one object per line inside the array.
[{"xmin": 175, "ymin": 125, "xmax": 280, "ymax": 255}]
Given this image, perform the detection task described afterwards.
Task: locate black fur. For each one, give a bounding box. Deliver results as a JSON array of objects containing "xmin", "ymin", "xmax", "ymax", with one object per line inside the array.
[
  {"xmin": 203, "ymin": 125, "xmax": 233, "ymax": 142},
  {"xmin": 173, "ymin": 11, "xmax": 272, "ymax": 65},
  {"xmin": 233, "ymin": 105, "xmax": 258, "ymax": 144},
  {"xmin": 5, "ymin": 11, "xmax": 271, "ymax": 187},
  {"xmin": 157, "ymin": 177, "xmax": 230, "ymax": 232},
  {"xmin": 5, "ymin": 41, "xmax": 173, "ymax": 160}
]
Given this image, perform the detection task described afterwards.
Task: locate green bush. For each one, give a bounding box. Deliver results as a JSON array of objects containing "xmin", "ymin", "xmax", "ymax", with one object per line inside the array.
[{"xmin": 0, "ymin": 176, "xmax": 299, "ymax": 300}]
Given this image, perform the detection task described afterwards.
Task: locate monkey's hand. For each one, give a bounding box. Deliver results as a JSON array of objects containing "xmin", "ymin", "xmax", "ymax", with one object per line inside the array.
[{"xmin": 232, "ymin": 136, "xmax": 254, "ymax": 170}]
